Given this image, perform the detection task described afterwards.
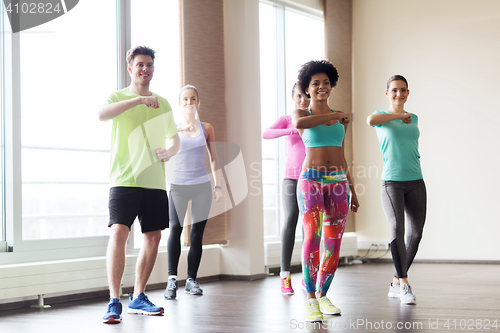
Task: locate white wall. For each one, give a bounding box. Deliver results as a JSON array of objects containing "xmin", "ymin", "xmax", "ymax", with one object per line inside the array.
[{"xmin": 352, "ymin": 0, "xmax": 500, "ymax": 260}]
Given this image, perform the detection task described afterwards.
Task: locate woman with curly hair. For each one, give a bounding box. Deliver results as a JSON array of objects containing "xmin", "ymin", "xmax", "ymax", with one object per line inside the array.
[{"xmin": 292, "ymin": 60, "xmax": 359, "ymax": 322}]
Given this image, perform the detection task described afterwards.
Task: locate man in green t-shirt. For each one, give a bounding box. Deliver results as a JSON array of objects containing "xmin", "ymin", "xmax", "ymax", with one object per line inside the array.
[{"xmin": 99, "ymin": 46, "xmax": 180, "ymax": 324}]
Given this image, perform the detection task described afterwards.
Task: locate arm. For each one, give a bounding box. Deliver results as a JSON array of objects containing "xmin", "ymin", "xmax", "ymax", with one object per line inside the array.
[
  {"xmin": 156, "ymin": 133, "xmax": 180, "ymax": 162},
  {"xmin": 98, "ymin": 96, "xmax": 159, "ymax": 121},
  {"xmin": 204, "ymin": 123, "xmax": 222, "ymax": 201},
  {"xmin": 292, "ymin": 109, "xmax": 349, "ymax": 129},
  {"xmin": 366, "ymin": 112, "xmax": 411, "ymax": 126},
  {"xmin": 341, "ymin": 123, "xmax": 359, "ymax": 212},
  {"xmin": 262, "ymin": 116, "xmax": 298, "ymax": 139}
]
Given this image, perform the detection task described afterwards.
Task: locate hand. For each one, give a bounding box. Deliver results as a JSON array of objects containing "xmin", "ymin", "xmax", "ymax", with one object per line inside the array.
[
  {"xmin": 400, "ymin": 113, "xmax": 412, "ymax": 124},
  {"xmin": 156, "ymin": 148, "xmax": 172, "ymax": 162},
  {"xmin": 289, "ymin": 128, "xmax": 300, "ymax": 135},
  {"xmin": 350, "ymin": 195, "xmax": 359, "ymax": 212},
  {"xmin": 335, "ymin": 111, "xmax": 350, "ymax": 125},
  {"xmin": 179, "ymin": 123, "xmax": 195, "ymax": 132},
  {"xmin": 141, "ymin": 96, "xmax": 159, "ymax": 109},
  {"xmin": 213, "ymin": 187, "xmax": 223, "ymax": 201}
]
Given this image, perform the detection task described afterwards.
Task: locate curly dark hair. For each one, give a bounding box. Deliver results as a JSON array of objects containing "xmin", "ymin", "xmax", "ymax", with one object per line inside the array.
[{"xmin": 297, "ymin": 60, "xmax": 339, "ymax": 97}]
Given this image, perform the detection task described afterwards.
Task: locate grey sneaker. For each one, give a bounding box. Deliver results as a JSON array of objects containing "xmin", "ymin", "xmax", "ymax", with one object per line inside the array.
[
  {"xmin": 164, "ymin": 278, "xmax": 178, "ymax": 299},
  {"xmin": 185, "ymin": 278, "xmax": 203, "ymax": 295},
  {"xmin": 387, "ymin": 282, "xmax": 400, "ymax": 298},
  {"xmin": 400, "ymin": 283, "xmax": 416, "ymax": 304}
]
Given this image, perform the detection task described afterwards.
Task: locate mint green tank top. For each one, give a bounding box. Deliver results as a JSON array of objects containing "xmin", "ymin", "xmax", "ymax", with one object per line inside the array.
[
  {"xmin": 301, "ymin": 110, "xmax": 345, "ymax": 148},
  {"xmin": 372, "ymin": 110, "xmax": 423, "ymax": 181}
]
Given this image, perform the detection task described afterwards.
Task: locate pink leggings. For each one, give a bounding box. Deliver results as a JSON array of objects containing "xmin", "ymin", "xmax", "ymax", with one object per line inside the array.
[{"xmin": 297, "ymin": 168, "xmax": 349, "ymax": 295}]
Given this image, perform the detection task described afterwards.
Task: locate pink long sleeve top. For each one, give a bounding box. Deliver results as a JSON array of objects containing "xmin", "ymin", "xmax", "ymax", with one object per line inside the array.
[{"xmin": 262, "ymin": 115, "xmax": 306, "ymax": 180}]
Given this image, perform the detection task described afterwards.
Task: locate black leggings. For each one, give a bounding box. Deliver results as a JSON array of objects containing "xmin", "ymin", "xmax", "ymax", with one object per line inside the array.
[
  {"xmin": 281, "ymin": 179, "xmax": 301, "ymax": 271},
  {"xmin": 381, "ymin": 179, "xmax": 426, "ymax": 279},
  {"xmin": 167, "ymin": 182, "xmax": 212, "ymax": 280}
]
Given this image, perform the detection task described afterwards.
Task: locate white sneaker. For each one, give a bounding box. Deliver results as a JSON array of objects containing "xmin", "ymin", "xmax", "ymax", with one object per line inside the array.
[
  {"xmin": 400, "ymin": 283, "xmax": 416, "ymax": 304},
  {"xmin": 387, "ymin": 282, "xmax": 400, "ymax": 298}
]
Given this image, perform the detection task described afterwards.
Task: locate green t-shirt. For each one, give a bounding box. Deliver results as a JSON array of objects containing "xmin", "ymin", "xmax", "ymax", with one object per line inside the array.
[
  {"xmin": 372, "ymin": 110, "xmax": 423, "ymax": 181},
  {"xmin": 106, "ymin": 88, "xmax": 178, "ymax": 190}
]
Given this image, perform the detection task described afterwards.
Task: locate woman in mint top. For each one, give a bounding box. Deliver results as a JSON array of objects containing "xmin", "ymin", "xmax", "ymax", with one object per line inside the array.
[{"xmin": 367, "ymin": 75, "xmax": 426, "ymax": 305}]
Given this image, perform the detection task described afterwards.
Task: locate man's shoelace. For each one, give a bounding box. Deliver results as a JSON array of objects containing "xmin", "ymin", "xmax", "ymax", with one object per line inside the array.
[
  {"xmin": 140, "ymin": 295, "xmax": 155, "ymax": 307},
  {"xmin": 108, "ymin": 302, "xmax": 120, "ymax": 312}
]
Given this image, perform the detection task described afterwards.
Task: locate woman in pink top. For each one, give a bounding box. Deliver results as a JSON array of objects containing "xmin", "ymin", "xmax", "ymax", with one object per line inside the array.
[{"xmin": 262, "ymin": 83, "xmax": 309, "ymax": 295}]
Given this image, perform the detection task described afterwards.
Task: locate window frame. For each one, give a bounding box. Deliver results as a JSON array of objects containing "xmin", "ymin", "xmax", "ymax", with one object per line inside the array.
[
  {"xmin": 0, "ymin": 2, "xmax": 6, "ymax": 251},
  {"xmin": 259, "ymin": 0, "xmax": 324, "ymax": 243},
  {"xmin": 0, "ymin": 0, "xmax": 184, "ymax": 263}
]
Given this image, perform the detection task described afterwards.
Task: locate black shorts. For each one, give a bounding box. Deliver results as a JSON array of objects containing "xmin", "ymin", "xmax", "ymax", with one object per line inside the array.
[{"xmin": 108, "ymin": 186, "xmax": 169, "ymax": 233}]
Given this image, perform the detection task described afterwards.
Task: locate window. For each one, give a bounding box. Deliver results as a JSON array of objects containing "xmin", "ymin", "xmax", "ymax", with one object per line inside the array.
[
  {"xmin": 19, "ymin": 0, "xmax": 116, "ymax": 240},
  {"xmin": 130, "ymin": 0, "xmax": 181, "ymax": 249},
  {"xmin": 259, "ymin": 1, "xmax": 324, "ymax": 239},
  {"xmin": 131, "ymin": 0, "xmax": 181, "ymax": 110},
  {"xmin": 0, "ymin": 3, "xmax": 4, "ymax": 244},
  {"xmin": 0, "ymin": 0, "xmax": 181, "ymax": 258}
]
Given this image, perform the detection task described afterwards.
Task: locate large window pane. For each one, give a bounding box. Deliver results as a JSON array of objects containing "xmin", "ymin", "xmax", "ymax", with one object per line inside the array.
[
  {"xmin": 131, "ymin": 0, "xmax": 180, "ymax": 248},
  {"xmin": 131, "ymin": 0, "xmax": 181, "ymax": 109},
  {"xmin": 263, "ymin": 209, "xmax": 278, "ymax": 237},
  {"xmin": 260, "ymin": 2, "xmax": 324, "ymax": 241},
  {"xmin": 284, "ymin": 9, "xmax": 324, "ymax": 114},
  {"xmin": 20, "ymin": 0, "xmax": 116, "ymax": 240}
]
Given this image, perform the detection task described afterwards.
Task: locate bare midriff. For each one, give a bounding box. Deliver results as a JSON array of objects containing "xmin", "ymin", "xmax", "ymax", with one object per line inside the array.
[{"xmin": 302, "ymin": 146, "xmax": 346, "ymax": 172}]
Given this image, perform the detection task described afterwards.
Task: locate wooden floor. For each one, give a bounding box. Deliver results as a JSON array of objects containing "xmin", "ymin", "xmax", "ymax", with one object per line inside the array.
[{"xmin": 0, "ymin": 262, "xmax": 499, "ymax": 333}]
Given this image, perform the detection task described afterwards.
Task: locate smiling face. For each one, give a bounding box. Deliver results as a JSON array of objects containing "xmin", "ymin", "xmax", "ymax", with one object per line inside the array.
[
  {"xmin": 179, "ymin": 88, "xmax": 200, "ymax": 114},
  {"xmin": 305, "ymin": 72, "xmax": 331, "ymax": 101},
  {"xmin": 292, "ymin": 86, "xmax": 310, "ymax": 110},
  {"xmin": 128, "ymin": 54, "xmax": 154, "ymax": 85},
  {"xmin": 385, "ymin": 80, "xmax": 409, "ymax": 106}
]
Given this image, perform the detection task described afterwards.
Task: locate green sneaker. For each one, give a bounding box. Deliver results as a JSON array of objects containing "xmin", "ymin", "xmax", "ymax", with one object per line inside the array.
[
  {"xmin": 317, "ymin": 296, "xmax": 341, "ymax": 315},
  {"xmin": 305, "ymin": 299, "xmax": 323, "ymax": 322}
]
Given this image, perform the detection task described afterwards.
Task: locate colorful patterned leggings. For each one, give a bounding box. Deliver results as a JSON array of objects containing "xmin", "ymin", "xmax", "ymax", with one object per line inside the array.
[{"xmin": 297, "ymin": 168, "xmax": 349, "ymax": 295}]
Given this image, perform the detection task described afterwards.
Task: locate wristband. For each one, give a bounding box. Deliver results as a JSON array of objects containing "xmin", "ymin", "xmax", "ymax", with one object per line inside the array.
[{"xmin": 214, "ymin": 186, "xmax": 222, "ymax": 190}]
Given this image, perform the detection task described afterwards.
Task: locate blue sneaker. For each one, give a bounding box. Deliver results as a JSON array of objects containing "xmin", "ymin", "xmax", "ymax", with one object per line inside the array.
[
  {"xmin": 127, "ymin": 293, "xmax": 164, "ymax": 315},
  {"xmin": 103, "ymin": 298, "xmax": 122, "ymax": 323}
]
